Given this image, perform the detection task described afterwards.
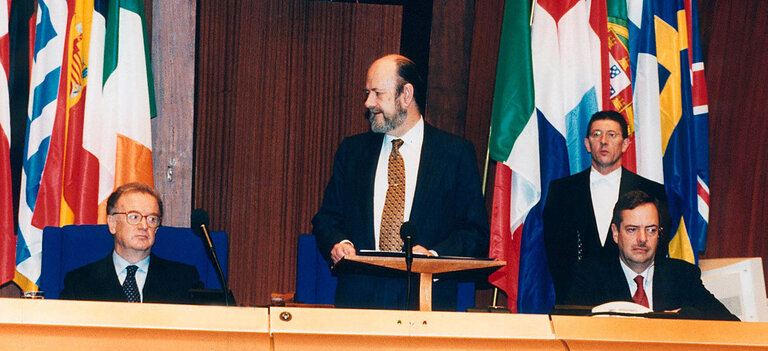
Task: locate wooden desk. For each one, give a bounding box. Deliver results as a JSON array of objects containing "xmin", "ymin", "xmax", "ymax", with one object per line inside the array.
[
  {"xmin": 0, "ymin": 298, "xmax": 270, "ymax": 350},
  {"xmin": 269, "ymin": 307, "xmax": 563, "ymax": 350},
  {"xmin": 338, "ymin": 256, "xmax": 505, "ymax": 311},
  {"xmin": 552, "ymin": 315, "xmax": 768, "ymax": 350},
  {"xmin": 4, "ymin": 298, "xmax": 768, "ymax": 350}
]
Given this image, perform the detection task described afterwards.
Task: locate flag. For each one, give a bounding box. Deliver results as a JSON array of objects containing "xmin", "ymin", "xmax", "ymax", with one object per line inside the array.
[
  {"xmin": 629, "ymin": 0, "xmax": 709, "ymax": 263},
  {"xmin": 607, "ymin": 0, "xmax": 637, "ymax": 172},
  {"xmin": 0, "ymin": 0, "xmax": 13, "ymax": 285},
  {"xmin": 487, "ymin": 0, "xmax": 537, "ymax": 314},
  {"xmin": 488, "ymin": 0, "xmax": 604, "ymax": 313},
  {"xmin": 93, "ymin": 0, "xmax": 155, "ymax": 212},
  {"xmin": 15, "ymin": 0, "xmax": 68, "ymax": 291},
  {"xmin": 15, "ymin": 0, "xmax": 155, "ymax": 290},
  {"xmin": 489, "ymin": 0, "xmax": 711, "ymax": 311}
]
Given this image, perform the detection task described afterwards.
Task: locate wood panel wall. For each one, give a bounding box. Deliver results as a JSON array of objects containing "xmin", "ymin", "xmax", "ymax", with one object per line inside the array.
[
  {"xmin": 195, "ymin": 0, "xmax": 402, "ymax": 305},
  {"xmin": 699, "ymin": 1, "xmax": 768, "ymax": 281}
]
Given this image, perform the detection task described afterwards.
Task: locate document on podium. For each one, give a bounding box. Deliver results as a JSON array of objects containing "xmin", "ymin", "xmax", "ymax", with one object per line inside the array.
[{"xmin": 357, "ymin": 249, "xmax": 495, "ymax": 261}]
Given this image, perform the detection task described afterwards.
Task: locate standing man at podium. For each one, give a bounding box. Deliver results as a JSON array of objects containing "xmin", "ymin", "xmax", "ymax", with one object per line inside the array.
[{"xmin": 312, "ymin": 54, "xmax": 489, "ymax": 310}]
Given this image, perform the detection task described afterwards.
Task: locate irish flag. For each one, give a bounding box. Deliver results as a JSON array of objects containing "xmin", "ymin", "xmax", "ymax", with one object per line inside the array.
[{"xmin": 15, "ymin": 0, "xmax": 155, "ymax": 290}]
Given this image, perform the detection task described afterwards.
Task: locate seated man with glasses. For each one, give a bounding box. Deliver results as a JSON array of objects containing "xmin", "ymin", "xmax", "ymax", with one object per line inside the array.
[
  {"xmin": 563, "ymin": 190, "xmax": 738, "ymax": 320},
  {"xmin": 59, "ymin": 182, "xmax": 203, "ymax": 303}
]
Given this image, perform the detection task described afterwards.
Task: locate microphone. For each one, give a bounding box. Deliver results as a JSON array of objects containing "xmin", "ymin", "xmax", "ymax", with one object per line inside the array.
[
  {"xmin": 400, "ymin": 221, "xmax": 418, "ymax": 265},
  {"xmin": 400, "ymin": 221, "xmax": 418, "ymax": 310},
  {"xmin": 190, "ymin": 208, "xmax": 231, "ymax": 306}
]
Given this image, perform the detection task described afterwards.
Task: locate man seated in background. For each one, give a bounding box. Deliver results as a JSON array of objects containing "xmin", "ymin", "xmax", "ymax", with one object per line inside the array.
[
  {"xmin": 59, "ymin": 182, "xmax": 203, "ymax": 304},
  {"xmin": 543, "ymin": 110, "xmax": 672, "ymax": 304},
  {"xmin": 565, "ymin": 190, "xmax": 738, "ymax": 321}
]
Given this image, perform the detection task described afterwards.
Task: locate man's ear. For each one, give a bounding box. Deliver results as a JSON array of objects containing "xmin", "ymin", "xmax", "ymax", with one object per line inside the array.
[
  {"xmin": 611, "ymin": 223, "xmax": 619, "ymax": 243},
  {"xmin": 107, "ymin": 215, "xmax": 117, "ymax": 235},
  {"xmin": 620, "ymin": 137, "xmax": 630, "ymax": 153},
  {"xmin": 400, "ymin": 83, "xmax": 414, "ymax": 107},
  {"xmin": 584, "ymin": 137, "xmax": 592, "ymax": 154}
]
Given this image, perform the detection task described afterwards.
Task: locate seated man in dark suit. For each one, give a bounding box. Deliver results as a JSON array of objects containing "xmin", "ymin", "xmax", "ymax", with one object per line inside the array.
[
  {"xmin": 565, "ymin": 190, "xmax": 738, "ymax": 321},
  {"xmin": 59, "ymin": 183, "xmax": 203, "ymax": 304}
]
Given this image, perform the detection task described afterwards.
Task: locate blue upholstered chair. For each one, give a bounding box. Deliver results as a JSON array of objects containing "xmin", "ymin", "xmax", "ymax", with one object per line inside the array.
[
  {"xmin": 295, "ymin": 234, "xmax": 476, "ymax": 311},
  {"xmin": 40, "ymin": 224, "xmax": 228, "ymax": 299}
]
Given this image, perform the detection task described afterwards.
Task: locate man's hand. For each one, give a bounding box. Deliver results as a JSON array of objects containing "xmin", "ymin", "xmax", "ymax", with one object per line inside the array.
[
  {"xmin": 411, "ymin": 245, "xmax": 434, "ymax": 256},
  {"xmin": 331, "ymin": 242, "xmax": 356, "ymax": 264}
]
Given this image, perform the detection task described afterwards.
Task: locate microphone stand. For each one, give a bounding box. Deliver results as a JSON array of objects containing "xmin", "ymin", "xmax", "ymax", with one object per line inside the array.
[
  {"xmin": 200, "ymin": 224, "xmax": 231, "ymax": 306},
  {"xmin": 404, "ymin": 235, "xmax": 413, "ymax": 310}
]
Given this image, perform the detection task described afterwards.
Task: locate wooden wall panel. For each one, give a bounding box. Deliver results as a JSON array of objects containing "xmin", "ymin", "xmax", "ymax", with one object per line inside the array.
[
  {"xmin": 151, "ymin": 0, "xmax": 196, "ymax": 227},
  {"xmin": 195, "ymin": 0, "xmax": 401, "ymax": 306},
  {"xmin": 425, "ymin": 0, "xmax": 474, "ymax": 136},
  {"xmin": 700, "ymin": 1, "xmax": 768, "ymax": 280}
]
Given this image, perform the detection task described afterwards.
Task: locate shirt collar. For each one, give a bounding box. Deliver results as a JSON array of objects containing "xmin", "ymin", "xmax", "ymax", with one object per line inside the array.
[
  {"xmin": 384, "ymin": 116, "xmax": 424, "ymax": 147},
  {"xmin": 619, "ymin": 256, "xmax": 655, "ymax": 282},
  {"xmin": 113, "ymin": 251, "xmax": 150, "ymax": 274},
  {"xmin": 590, "ymin": 166, "xmax": 622, "ymax": 184}
]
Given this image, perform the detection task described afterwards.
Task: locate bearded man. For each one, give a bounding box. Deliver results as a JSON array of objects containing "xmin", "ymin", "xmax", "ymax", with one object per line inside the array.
[{"xmin": 312, "ymin": 54, "xmax": 489, "ymax": 310}]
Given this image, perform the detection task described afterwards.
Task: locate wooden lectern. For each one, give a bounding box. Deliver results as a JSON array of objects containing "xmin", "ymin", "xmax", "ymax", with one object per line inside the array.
[{"xmin": 333, "ymin": 255, "xmax": 505, "ymax": 311}]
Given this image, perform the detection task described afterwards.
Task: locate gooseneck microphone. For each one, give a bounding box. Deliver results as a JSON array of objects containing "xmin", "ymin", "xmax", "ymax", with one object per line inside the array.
[
  {"xmin": 191, "ymin": 208, "xmax": 231, "ymax": 306},
  {"xmin": 400, "ymin": 221, "xmax": 418, "ymax": 310}
]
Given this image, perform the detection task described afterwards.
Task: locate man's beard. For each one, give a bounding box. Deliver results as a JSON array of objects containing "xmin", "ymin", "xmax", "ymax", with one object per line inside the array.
[{"xmin": 368, "ymin": 104, "xmax": 407, "ymax": 133}]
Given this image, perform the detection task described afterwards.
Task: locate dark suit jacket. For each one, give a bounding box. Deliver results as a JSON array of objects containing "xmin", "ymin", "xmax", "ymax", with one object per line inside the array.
[
  {"xmin": 564, "ymin": 255, "xmax": 739, "ymax": 321},
  {"xmin": 543, "ymin": 167, "xmax": 671, "ymax": 304},
  {"xmin": 59, "ymin": 253, "xmax": 203, "ymax": 304},
  {"xmin": 312, "ymin": 123, "xmax": 489, "ymax": 309}
]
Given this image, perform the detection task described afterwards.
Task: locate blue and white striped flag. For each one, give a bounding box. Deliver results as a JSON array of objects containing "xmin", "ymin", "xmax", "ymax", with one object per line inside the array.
[{"xmin": 15, "ymin": 0, "xmax": 68, "ymax": 291}]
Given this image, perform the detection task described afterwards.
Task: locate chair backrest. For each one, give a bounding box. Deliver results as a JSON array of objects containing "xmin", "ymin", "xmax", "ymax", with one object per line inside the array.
[
  {"xmin": 40, "ymin": 224, "xmax": 228, "ymax": 299},
  {"xmin": 295, "ymin": 234, "xmax": 475, "ymax": 311}
]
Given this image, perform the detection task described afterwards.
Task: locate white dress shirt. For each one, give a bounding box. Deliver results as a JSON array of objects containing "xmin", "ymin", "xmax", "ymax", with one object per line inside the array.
[
  {"xmin": 619, "ymin": 258, "xmax": 655, "ymax": 309},
  {"xmin": 372, "ymin": 117, "xmax": 424, "ymax": 249},
  {"xmin": 113, "ymin": 252, "xmax": 150, "ymax": 302},
  {"xmin": 590, "ymin": 167, "xmax": 621, "ymax": 245}
]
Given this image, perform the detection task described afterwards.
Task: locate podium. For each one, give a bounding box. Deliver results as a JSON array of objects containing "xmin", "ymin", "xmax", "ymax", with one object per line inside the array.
[{"xmin": 334, "ymin": 255, "xmax": 505, "ymax": 311}]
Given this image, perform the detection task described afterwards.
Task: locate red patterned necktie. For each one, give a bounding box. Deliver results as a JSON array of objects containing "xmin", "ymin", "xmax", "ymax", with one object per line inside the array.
[
  {"xmin": 379, "ymin": 139, "xmax": 405, "ymax": 251},
  {"xmin": 632, "ymin": 275, "xmax": 649, "ymax": 308},
  {"xmin": 123, "ymin": 265, "xmax": 141, "ymax": 302}
]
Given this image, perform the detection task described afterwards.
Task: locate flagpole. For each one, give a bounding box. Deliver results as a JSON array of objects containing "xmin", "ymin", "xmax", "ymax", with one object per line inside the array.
[{"xmin": 484, "ymin": 125, "xmax": 506, "ymax": 311}]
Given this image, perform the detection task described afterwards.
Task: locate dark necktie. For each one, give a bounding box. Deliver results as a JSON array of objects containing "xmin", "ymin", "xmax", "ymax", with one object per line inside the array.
[
  {"xmin": 123, "ymin": 265, "xmax": 140, "ymax": 302},
  {"xmin": 379, "ymin": 139, "xmax": 405, "ymax": 251},
  {"xmin": 632, "ymin": 275, "xmax": 649, "ymax": 308}
]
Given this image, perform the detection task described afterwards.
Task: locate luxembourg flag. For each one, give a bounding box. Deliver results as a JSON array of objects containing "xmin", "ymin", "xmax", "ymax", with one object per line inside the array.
[{"xmin": 489, "ymin": 0, "xmax": 604, "ymax": 313}]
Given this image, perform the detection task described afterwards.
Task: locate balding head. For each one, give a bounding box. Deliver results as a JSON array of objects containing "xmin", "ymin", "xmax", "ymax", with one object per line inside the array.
[{"xmin": 364, "ymin": 54, "xmax": 424, "ymax": 137}]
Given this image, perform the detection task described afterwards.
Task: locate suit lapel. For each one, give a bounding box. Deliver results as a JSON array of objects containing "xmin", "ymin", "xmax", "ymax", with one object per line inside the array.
[
  {"xmin": 409, "ymin": 124, "xmax": 438, "ymax": 225},
  {"xmin": 360, "ymin": 133, "xmax": 384, "ymax": 249},
  {"xmin": 576, "ymin": 170, "xmax": 602, "ymax": 250},
  {"xmin": 605, "ymin": 258, "xmax": 633, "ymax": 302},
  {"xmin": 96, "ymin": 255, "xmax": 127, "ymax": 301},
  {"xmin": 651, "ymin": 259, "xmax": 671, "ymax": 310}
]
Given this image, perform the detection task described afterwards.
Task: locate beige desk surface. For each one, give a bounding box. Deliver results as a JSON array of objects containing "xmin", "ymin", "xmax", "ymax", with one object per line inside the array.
[
  {"xmin": 0, "ymin": 297, "xmax": 270, "ymax": 350},
  {"xmin": 269, "ymin": 307, "xmax": 562, "ymax": 351},
  {"xmin": 4, "ymin": 298, "xmax": 768, "ymax": 351},
  {"xmin": 552, "ymin": 315, "xmax": 768, "ymax": 350}
]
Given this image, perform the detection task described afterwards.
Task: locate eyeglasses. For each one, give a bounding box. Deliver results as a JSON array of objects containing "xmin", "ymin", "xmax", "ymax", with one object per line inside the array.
[
  {"xmin": 588, "ymin": 130, "xmax": 622, "ymax": 140},
  {"xmin": 111, "ymin": 211, "xmax": 162, "ymax": 228},
  {"xmin": 623, "ymin": 225, "xmax": 660, "ymax": 237}
]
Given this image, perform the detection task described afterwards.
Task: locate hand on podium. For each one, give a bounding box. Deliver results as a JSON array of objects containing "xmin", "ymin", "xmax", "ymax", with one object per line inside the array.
[{"xmin": 331, "ymin": 242, "xmax": 356, "ymax": 264}]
